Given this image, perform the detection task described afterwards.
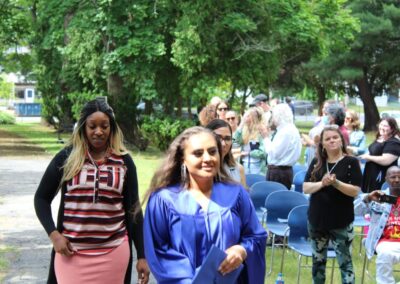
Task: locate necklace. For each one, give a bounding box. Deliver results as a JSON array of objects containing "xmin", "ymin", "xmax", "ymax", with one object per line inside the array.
[{"xmin": 326, "ymin": 156, "xmax": 344, "ymax": 175}]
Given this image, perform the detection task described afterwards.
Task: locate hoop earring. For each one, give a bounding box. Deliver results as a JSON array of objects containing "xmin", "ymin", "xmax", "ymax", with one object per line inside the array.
[{"xmin": 181, "ymin": 164, "xmax": 187, "ymax": 184}]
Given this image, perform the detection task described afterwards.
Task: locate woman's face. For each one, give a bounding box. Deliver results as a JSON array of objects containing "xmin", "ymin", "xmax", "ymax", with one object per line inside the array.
[
  {"xmin": 344, "ymin": 112, "xmax": 353, "ymax": 129},
  {"xmin": 245, "ymin": 111, "xmax": 255, "ymax": 125},
  {"xmin": 379, "ymin": 120, "xmax": 392, "ymax": 139},
  {"xmin": 322, "ymin": 130, "xmax": 342, "ymax": 153},
  {"xmin": 216, "ymin": 103, "xmax": 228, "ymax": 120},
  {"xmin": 183, "ymin": 132, "xmax": 220, "ymax": 183},
  {"xmin": 213, "ymin": 127, "xmax": 232, "ymax": 159},
  {"xmin": 226, "ymin": 111, "xmax": 238, "ymax": 129},
  {"xmin": 85, "ymin": 111, "xmax": 111, "ymax": 152}
]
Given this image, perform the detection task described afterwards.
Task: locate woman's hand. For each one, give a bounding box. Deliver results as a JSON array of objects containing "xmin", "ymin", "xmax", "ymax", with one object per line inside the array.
[
  {"xmin": 322, "ymin": 174, "xmax": 336, "ymax": 187},
  {"xmin": 49, "ymin": 230, "xmax": 75, "ymax": 256},
  {"xmin": 136, "ymin": 258, "xmax": 150, "ymax": 284},
  {"xmin": 218, "ymin": 245, "xmax": 247, "ymax": 276},
  {"xmin": 359, "ymin": 153, "xmax": 370, "ymax": 161}
]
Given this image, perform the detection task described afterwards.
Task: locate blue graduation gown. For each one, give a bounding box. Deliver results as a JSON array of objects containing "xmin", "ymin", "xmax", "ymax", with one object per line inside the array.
[{"xmin": 144, "ymin": 182, "xmax": 267, "ymax": 284}]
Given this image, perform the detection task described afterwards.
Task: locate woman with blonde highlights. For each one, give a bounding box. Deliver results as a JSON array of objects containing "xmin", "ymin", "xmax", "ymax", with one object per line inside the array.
[
  {"xmin": 233, "ymin": 107, "xmax": 267, "ymax": 175},
  {"xmin": 34, "ymin": 98, "xmax": 149, "ymax": 284}
]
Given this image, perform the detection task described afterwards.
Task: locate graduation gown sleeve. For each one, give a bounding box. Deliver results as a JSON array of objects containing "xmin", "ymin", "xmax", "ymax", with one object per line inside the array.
[{"xmin": 144, "ymin": 191, "xmax": 194, "ymax": 284}]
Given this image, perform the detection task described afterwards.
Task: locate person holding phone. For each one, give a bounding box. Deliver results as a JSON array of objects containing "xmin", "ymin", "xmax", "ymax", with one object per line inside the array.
[{"xmin": 355, "ymin": 165, "xmax": 400, "ymax": 284}]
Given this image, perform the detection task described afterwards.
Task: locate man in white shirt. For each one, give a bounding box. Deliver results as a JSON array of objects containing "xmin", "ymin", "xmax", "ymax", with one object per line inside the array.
[{"xmin": 263, "ymin": 103, "xmax": 302, "ymax": 189}]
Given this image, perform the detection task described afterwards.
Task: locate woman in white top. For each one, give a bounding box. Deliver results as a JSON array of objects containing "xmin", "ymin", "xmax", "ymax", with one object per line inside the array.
[{"xmin": 206, "ymin": 119, "xmax": 246, "ymax": 187}]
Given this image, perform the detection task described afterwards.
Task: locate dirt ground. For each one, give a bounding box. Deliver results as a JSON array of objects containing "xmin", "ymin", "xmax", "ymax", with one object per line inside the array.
[{"xmin": 0, "ymin": 129, "xmax": 47, "ymax": 157}]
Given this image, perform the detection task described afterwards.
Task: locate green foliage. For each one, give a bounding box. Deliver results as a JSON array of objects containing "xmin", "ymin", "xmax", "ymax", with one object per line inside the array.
[
  {"xmin": 0, "ymin": 111, "xmax": 16, "ymax": 124},
  {"xmin": 140, "ymin": 115, "xmax": 196, "ymax": 151},
  {"xmin": 0, "ymin": 75, "xmax": 13, "ymax": 100},
  {"xmin": 67, "ymin": 92, "xmax": 99, "ymax": 121}
]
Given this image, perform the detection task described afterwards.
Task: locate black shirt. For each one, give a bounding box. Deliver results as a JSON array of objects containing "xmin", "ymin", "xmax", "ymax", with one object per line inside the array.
[
  {"xmin": 361, "ymin": 137, "xmax": 400, "ymax": 193},
  {"xmin": 305, "ymin": 155, "xmax": 362, "ymax": 230}
]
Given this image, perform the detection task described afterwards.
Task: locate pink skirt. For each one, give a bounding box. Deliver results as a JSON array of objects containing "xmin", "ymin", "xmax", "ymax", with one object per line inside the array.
[{"xmin": 54, "ymin": 238, "xmax": 129, "ymax": 284}]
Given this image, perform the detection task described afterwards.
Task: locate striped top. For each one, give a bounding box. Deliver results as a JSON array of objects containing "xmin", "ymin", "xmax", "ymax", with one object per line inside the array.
[{"xmin": 62, "ymin": 152, "xmax": 127, "ymax": 255}]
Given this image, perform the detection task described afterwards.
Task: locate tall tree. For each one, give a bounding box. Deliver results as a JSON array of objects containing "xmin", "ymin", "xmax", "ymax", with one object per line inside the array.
[
  {"xmin": 267, "ymin": 0, "xmax": 359, "ymax": 107},
  {"xmin": 306, "ymin": 0, "xmax": 400, "ymax": 131}
]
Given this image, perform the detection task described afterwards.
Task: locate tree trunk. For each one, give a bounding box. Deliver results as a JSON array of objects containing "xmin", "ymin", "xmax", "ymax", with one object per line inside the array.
[
  {"xmin": 315, "ymin": 83, "xmax": 326, "ymax": 117},
  {"xmin": 355, "ymin": 76, "xmax": 380, "ymax": 132},
  {"xmin": 107, "ymin": 74, "xmax": 148, "ymax": 150}
]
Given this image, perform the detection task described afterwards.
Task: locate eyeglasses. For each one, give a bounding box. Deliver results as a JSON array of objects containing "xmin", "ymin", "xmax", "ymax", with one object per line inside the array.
[
  {"xmin": 226, "ymin": 117, "xmax": 236, "ymax": 121},
  {"xmin": 217, "ymin": 107, "xmax": 228, "ymax": 111},
  {"xmin": 216, "ymin": 134, "xmax": 232, "ymax": 143}
]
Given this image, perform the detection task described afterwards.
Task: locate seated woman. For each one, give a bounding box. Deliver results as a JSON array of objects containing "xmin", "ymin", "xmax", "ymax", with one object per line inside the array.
[
  {"xmin": 143, "ymin": 126, "xmax": 267, "ymax": 284},
  {"xmin": 345, "ymin": 109, "xmax": 366, "ymax": 156}
]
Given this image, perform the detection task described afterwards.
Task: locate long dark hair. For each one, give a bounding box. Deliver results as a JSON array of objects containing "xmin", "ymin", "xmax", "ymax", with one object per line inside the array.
[
  {"xmin": 206, "ymin": 119, "xmax": 236, "ymax": 167},
  {"xmin": 143, "ymin": 126, "xmax": 232, "ymax": 204},
  {"xmin": 376, "ymin": 117, "xmax": 400, "ymax": 140},
  {"xmin": 310, "ymin": 125, "xmax": 348, "ymax": 182}
]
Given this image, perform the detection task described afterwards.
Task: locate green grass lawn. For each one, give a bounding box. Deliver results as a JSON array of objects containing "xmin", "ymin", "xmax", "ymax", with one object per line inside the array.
[{"xmin": 2, "ymin": 121, "xmax": 400, "ymax": 283}]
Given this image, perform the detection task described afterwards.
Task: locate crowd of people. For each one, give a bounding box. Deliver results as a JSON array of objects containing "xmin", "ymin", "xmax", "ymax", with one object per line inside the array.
[{"xmin": 34, "ymin": 96, "xmax": 400, "ymax": 283}]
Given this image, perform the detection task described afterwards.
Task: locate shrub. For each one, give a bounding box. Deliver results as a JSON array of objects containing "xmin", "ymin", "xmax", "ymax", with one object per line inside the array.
[
  {"xmin": 0, "ymin": 111, "xmax": 16, "ymax": 124},
  {"xmin": 140, "ymin": 115, "xmax": 196, "ymax": 151}
]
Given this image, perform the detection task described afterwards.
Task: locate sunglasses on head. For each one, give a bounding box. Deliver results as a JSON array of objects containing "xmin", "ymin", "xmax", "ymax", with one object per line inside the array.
[{"xmin": 323, "ymin": 124, "xmax": 339, "ymax": 130}]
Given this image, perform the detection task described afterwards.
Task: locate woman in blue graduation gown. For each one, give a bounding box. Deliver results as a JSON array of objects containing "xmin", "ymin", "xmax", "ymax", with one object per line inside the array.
[{"xmin": 143, "ymin": 127, "xmax": 267, "ymax": 284}]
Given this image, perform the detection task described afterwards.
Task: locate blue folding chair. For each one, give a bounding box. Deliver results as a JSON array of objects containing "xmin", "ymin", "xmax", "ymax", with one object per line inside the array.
[
  {"xmin": 264, "ymin": 190, "xmax": 309, "ymax": 275},
  {"xmin": 245, "ymin": 174, "xmax": 265, "ymax": 188},
  {"xmin": 249, "ymin": 181, "xmax": 286, "ymax": 223},
  {"xmin": 286, "ymin": 205, "xmax": 337, "ymax": 284},
  {"xmin": 293, "ymin": 163, "xmax": 307, "ymax": 177},
  {"xmin": 292, "ymin": 170, "xmax": 307, "ymax": 193}
]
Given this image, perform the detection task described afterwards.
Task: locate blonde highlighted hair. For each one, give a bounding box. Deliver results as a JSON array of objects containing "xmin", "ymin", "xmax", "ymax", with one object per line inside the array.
[
  {"xmin": 62, "ymin": 99, "xmax": 128, "ymax": 183},
  {"xmin": 242, "ymin": 107, "xmax": 264, "ymax": 145}
]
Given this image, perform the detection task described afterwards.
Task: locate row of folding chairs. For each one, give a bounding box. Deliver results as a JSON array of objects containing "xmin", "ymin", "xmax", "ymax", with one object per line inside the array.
[
  {"xmin": 248, "ymin": 180, "xmax": 309, "ymax": 276},
  {"xmin": 245, "ymin": 163, "xmax": 308, "ymax": 194}
]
